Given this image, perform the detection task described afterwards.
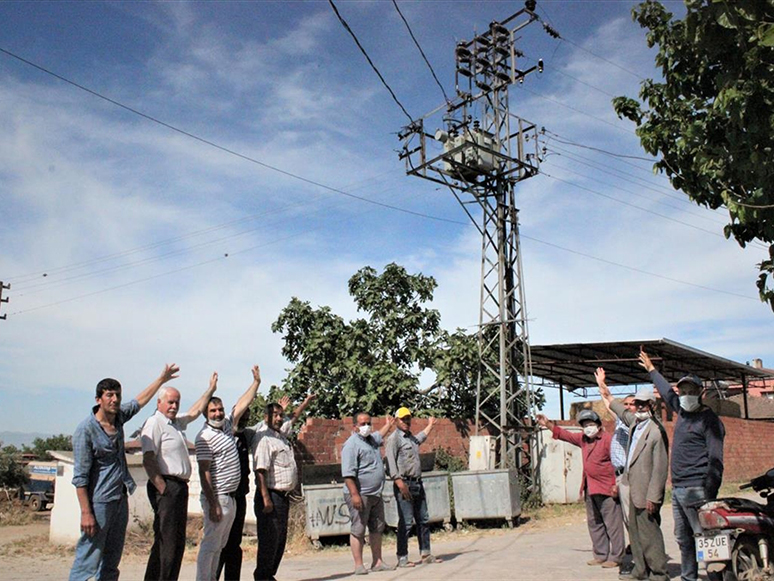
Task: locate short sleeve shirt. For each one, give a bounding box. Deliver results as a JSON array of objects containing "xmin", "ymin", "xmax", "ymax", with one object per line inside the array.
[
  {"xmin": 385, "ymin": 430, "xmax": 427, "ymax": 479},
  {"xmin": 341, "ymin": 432, "xmax": 385, "ymax": 496},
  {"xmin": 254, "ymin": 428, "xmax": 297, "ymax": 492},
  {"xmin": 141, "ymin": 410, "xmax": 196, "ymax": 480},
  {"xmin": 195, "ymin": 415, "xmax": 241, "ymax": 494}
]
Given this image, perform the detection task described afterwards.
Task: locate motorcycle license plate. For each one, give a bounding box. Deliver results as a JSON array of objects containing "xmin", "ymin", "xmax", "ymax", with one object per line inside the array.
[{"xmin": 695, "ymin": 533, "xmax": 731, "ymax": 562}]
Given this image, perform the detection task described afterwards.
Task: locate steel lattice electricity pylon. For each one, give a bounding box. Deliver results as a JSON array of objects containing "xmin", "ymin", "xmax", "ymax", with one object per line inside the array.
[{"xmin": 399, "ymin": 2, "xmax": 546, "ymax": 485}]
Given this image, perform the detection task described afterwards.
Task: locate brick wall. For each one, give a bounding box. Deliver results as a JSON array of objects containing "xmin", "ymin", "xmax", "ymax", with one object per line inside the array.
[
  {"xmin": 296, "ymin": 415, "xmax": 774, "ymax": 484},
  {"xmin": 295, "ymin": 417, "xmax": 490, "ymax": 465}
]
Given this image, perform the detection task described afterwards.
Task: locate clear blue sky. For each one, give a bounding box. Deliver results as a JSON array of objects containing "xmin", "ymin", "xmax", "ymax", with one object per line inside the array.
[{"xmin": 1, "ymin": 1, "xmax": 771, "ymax": 437}]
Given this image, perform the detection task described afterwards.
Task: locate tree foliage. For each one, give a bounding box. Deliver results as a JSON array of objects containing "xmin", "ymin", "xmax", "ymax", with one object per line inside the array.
[
  {"xmin": 613, "ymin": 0, "xmax": 774, "ymax": 307},
  {"xmin": 271, "ymin": 263, "xmax": 544, "ymax": 421},
  {"xmin": 23, "ymin": 434, "xmax": 73, "ymax": 461},
  {"xmin": 0, "ymin": 444, "xmax": 27, "ymax": 490}
]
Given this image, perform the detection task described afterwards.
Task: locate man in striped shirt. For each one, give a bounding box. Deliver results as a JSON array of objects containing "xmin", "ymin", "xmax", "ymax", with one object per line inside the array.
[{"xmin": 195, "ymin": 365, "xmax": 261, "ymax": 581}]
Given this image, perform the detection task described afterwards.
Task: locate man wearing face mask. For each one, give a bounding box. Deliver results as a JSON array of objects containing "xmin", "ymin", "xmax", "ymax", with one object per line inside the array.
[
  {"xmin": 639, "ymin": 349, "xmax": 725, "ymax": 581},
  {"xmin": 195, "ymin": 366, "xmax": 261, "ymax": 581},
  {"xmin": 537, "ymin": 410, "xmax": 624, "ymax": 569},
  {"xmin": 341, "ymin": 412, "xmax": 396, "ymax": 575},
  {"xmin": 596, "ymin": 368, "xmax": 669, "ymax": 581}
]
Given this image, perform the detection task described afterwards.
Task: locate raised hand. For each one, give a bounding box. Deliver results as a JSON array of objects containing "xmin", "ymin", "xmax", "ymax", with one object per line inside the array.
[
  {"xmin": 161, "ymin": 363, "xmax": 180, "ymax": 384},
  {"xmin": 209, "ymin": 372, "xmax": 218, "ymax": 392},
  {"xmin": 251, "ymin": 365, "xmax": 261, "ymax": 384},
  {"xmin": 278, "ymin": 395, "xmax": 291, "ymax": 411},
  {"xmin": 638, "ymin": 349, "xmax": 655, "ymax": 372}
]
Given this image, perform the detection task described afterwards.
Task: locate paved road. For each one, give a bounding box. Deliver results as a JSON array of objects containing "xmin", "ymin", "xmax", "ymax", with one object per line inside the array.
[{"xmin": 2, "ymin": 503, "xmax": 708, "ymax": 580}]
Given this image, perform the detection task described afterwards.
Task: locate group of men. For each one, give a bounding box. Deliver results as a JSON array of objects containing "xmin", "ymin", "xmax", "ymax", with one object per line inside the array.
[
  {"xmin": 538, "ymin": 348, "xmax": 725, "ymax": 581},
  {"xmin": 340, "ymin": 406, "xmax": 441, "ymax": 575},
  {"xmin": 69, "ymin": 363, "xmax": 314, "ymax": 581}
]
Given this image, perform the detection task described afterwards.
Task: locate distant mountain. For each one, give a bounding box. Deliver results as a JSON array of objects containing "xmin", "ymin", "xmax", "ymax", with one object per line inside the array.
[{"xmin": 0, "ymin": 431, "xmax": 53, "ymax": 448}]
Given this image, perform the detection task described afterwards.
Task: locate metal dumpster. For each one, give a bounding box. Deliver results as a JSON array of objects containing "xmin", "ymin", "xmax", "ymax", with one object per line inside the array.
[
  {"xmin": 382, "ymin": 471, "xmax": 452, "ymax": 530},
  {"xmin": 302, "ymin": 483, "xmax": 350, "ymax": 545},
  {"xmin": 450, "ymin": 468, "xmax": 521, "ymax": 527}
]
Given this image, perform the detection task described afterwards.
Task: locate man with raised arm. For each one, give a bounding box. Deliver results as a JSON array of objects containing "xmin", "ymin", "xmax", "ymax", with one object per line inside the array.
[
  {"xmin": 69, "ymin": 364, "xmax": 179, "ymax": 581},
  {"xmin": 596, "ymin": 367, "xmax": 669, "ymax": 581},
  {"xmin": 142, "ymin": 372, "xmax": 218, "ymax": 581},
  {"xmin": 342, "ymin": 412, "xmax": 395, "ymax": 575},
  {"xmin": 638, "ymin": 349, "xmax": 725, "ymax": 581},
  {"xmin": 536, "ymin": 410, "xmax": 624, "ymax": 570},
  {"xmin": 217, "ymin": 392, "xmax": 315, "ymax": 581},
  {"xmin": 195, "ymin": 365, "xmax": 261, "ymax": 581},
  {"xmin": 385, "ymin": 407, "xmax": 440, "ymax": 568}
]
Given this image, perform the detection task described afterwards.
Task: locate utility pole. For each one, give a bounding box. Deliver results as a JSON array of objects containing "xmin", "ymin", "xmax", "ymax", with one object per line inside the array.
[
  {"xmin": 0, "ymin": 282, "xmax": 9, "ymax": 320},
  {"xmin": 399, "ymin": 1, "xmax": 549, "ymax": 491}
]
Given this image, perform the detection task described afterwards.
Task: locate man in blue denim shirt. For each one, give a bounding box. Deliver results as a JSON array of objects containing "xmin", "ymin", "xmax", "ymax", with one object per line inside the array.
[{"xmin": 69, "ymin": 363, "xmax": 180, "ymax": 581}]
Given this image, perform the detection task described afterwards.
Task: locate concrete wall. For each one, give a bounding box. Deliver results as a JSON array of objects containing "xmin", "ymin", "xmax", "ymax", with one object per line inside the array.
[{"xmin": 49, "ymin": 452, "xmax": 262, "ymax": 546}]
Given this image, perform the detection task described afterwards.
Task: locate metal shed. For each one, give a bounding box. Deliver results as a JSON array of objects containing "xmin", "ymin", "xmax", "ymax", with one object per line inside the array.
[{"xmin": 529, "ymin": 338, "xmax": 774, "ymax": 420}]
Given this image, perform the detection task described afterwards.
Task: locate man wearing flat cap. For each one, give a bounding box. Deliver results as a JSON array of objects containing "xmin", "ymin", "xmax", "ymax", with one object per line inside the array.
[
  {"xmin": 596, "ymin": 368, "xmax": 669, "ymax": 581},
  {"xmin": 385, "ymin": 407, "xmax": 439, "ymax": 568},
  {"xmin": 537, "ymin": 408, "xmax": 624, "ymax": 570},
  {"xmin": 639, "ymin": 349, "xmax": 725, "ymax": 581}
]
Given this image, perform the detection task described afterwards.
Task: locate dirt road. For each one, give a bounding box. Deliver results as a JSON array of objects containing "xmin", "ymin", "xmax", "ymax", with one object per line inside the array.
[{"xmin": 0, "ymin": 505, "xmax": 696, "ymax": 580}]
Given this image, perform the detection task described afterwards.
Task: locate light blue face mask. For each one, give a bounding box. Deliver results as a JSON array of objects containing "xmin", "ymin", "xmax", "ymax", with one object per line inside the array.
[{"xmin": 679, "ymin": 395, "xmax": 700, "ymax": 412}]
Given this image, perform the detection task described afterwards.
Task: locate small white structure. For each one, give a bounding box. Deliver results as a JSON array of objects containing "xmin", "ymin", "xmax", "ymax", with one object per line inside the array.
[
  {"xmin": 536, "ymin": 427, "xmax": 584, "ymax": 504},
  {"xmin": 49, "ymin": 450, "xmax": 259, "ymax": 545}
]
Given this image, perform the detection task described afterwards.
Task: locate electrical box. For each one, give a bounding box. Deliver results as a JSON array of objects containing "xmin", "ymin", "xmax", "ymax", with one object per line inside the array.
[
  {"xmin": 438, "ymin": 128, "xmax": 497, "ymax": 182},
  {"xmin": 468, "ymin": 435, "xmax": 497, "ymax": 470}
]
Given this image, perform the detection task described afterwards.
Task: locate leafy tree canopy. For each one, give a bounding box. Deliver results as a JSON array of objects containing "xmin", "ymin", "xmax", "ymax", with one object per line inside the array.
[
  {"xmin": 0, "ymin": 444, "xmax": 27, "ymax": 489},
  {"xmin": 613, "ymin": 0, "xmax": 774, "ymax": 307},
  {"xmin": 23, "ymin": 434, "xmax": 72, "ymax": 461},
  {"xmin": 271, "ymin": 263, "xmax": 544, "ymax": 421}
]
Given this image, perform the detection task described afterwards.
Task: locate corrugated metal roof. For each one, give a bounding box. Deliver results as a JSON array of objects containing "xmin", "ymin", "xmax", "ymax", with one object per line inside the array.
[{"xmin": 531, "ymin": 338, "xmax": 773, "ymax": 391}]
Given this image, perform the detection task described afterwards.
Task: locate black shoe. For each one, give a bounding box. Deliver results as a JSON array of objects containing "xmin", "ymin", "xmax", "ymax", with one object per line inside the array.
[{"xmin": 619, "ymin": 563, "xmax": 634, "ymax": 575}]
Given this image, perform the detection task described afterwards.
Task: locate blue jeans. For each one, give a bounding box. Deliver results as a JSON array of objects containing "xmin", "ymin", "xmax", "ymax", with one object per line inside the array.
[
  {"xmin": 394, "ymin": 480, "xmax": 430, "ymax": 558},
  {"xmin": 69, "ymin": 495, "xmax": 129, "ymax": 581},
  {"xmin": 672, "ymin": 486, "xmax": 707, "ymax": 581}
]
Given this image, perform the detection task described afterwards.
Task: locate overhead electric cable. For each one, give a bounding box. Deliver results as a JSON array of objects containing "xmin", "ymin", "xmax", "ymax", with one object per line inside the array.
[
  {"xmin": 520, "ymin": 233, "xmax": 758, "ymax": 302},
  {"xmin": 7, "ymin": 169, "xmax": 397, "ymax": 284},
  {"xmin": 541, "ymin": 171, "xmax": 732, "ymax": 241},
  {"xmin": 517, "ymin": 84, "xmax": 635, "ymax": 135},
  {"xmin": 544, "ymin": 131, "xmax": 656, "ymax": 162},
  {"xmin": 391, "ymin": 0, "xmax": 450, "ymax": 103},
  {"xmin": 0, "ymin": 46, "xmax": 454, "ymax": 228},
  {"xmin": 327, "ymin": 0, "xmax": 414, "ymax": 122},
  {"xmin": 559, "ymin": 35, "xmax": 645, "ymax": 81}
]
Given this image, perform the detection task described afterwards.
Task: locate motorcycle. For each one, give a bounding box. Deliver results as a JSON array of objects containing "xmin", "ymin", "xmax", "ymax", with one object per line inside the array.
[{"xmin": 696, "ymin": 467, "xmax": 774, "ymax": 581}]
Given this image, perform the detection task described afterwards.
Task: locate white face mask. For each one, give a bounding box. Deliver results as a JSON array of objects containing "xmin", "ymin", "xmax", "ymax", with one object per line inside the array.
[
  {"xmin": 679, "ymin": 395, "xmax": 701, "ymax": 412},
  {"xmin": 357, "ymin": 425, "xmax": 372, "ymax": 438},
  {"xmin": 634, "ymin": 411, "xmax": 651, "ymax": 422},
  {"xmin": 583, "ymin": 425, "xmax": 599, "ymax": 438},
  {"xmin": 208, "ymin": 418, "xmax": 226, "ymax": 429}
]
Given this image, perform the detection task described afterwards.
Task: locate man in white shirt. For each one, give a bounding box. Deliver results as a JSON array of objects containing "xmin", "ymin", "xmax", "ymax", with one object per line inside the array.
[
  {"xmin": 142, "ymin": 373, "xmax": 217, "ymax": 581},
  {"xmin": 195, "ymin": 366, "xmax": 261, "ymax": 581}
]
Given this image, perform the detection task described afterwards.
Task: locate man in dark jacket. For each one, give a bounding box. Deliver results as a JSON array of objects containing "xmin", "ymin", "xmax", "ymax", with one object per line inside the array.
[{"xmin": 639, "ymin": 349, "xmax": 725, "ymax": 581}]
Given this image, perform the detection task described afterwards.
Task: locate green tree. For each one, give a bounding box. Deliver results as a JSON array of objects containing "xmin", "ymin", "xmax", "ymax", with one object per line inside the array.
[
  {"xmin": 0, "ymin": 444, "xmax": 27, "ymax": 490},
  {"xmin": 612, "ymin": 0, "xmax": 774, "ymax": 307},
  {"xmin": 271, "ymin": 263, "xmax": 544, "ymax": 420},
  {"xmin": 23, "ymin": 434, "xmax": 73, "ymax": 461}
]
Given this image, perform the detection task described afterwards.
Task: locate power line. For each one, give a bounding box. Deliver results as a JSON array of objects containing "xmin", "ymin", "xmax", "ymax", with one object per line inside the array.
[
  {"xmin": 544, "ymin": 156, "xmax": 730, "ymax": 229},
  {"xmin": 540, "ymin": 171, "xmax": 732, "ymax": 241},
  {"xmin": 7, "ymin": 169, "xmax": 397, "ymax": 284},
  {"xmin": 0, "ymin": 46, "xmax": 454, "ymax": 227},
  {"xmin": 517, "ymin": 84, "xmax": 635, "ymax": 135},
  {"xmin": 391, "ymin": 0, "xmax": 450, "ymax": 103},
  {"xmin": 520, "ymin": 233, "xmax": 758, "ymax": 302},
  {"xmin": 544, "ymin": 130, "xmax": 655, "ymax": 162},
  {"xmin": 327, "ymin": 0, "xmax": 414, "ymax": 122}
]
